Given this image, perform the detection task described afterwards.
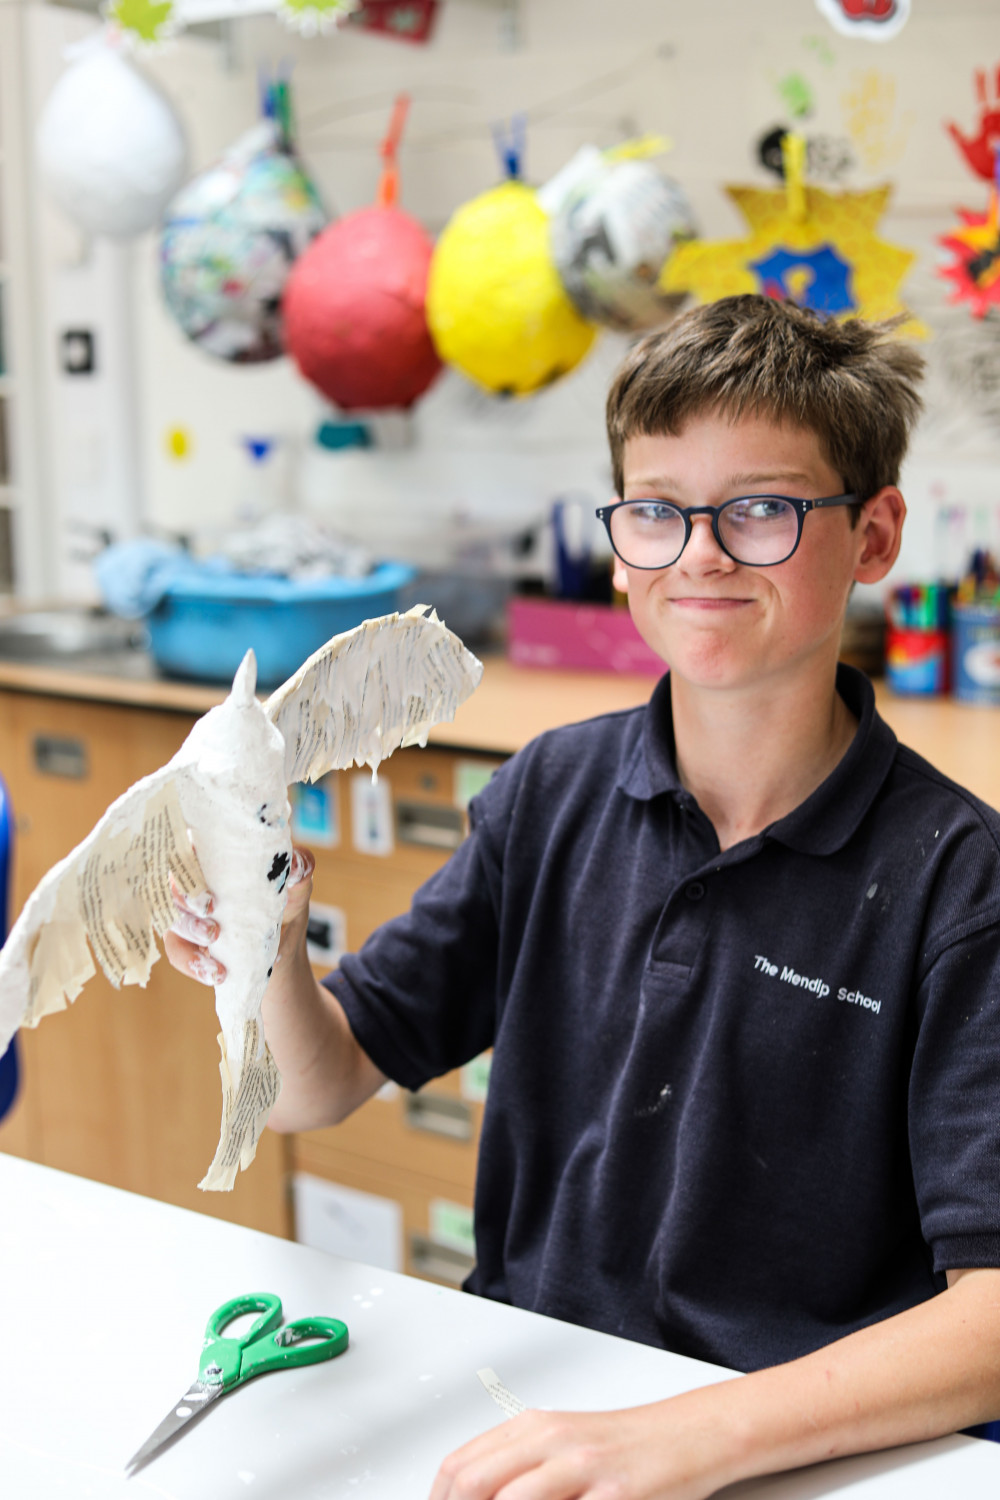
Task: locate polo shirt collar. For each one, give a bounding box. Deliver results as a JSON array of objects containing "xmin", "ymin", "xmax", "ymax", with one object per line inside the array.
[{"xmin": 618, "ymin": 664, "xmax": 898, "ymax": 856}]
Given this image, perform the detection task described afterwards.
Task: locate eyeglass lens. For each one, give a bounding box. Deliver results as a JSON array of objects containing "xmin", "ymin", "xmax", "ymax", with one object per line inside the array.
[{"xmin": 610, "ymin": 498, "xmax": 800, "ymax": 568}]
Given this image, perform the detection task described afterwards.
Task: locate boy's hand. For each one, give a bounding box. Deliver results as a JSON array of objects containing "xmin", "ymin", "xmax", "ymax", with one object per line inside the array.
[
  {"xmin": 429, "ymin": 1402, "xmax": 717, "ymax": 1500},
  {"xmin": 431, "ymin": 1268, "xmax": 1000, "ymax": 1500},
  {"xmin": 163, "ymin": 847, "xmax": 316, "ymax": 986}
]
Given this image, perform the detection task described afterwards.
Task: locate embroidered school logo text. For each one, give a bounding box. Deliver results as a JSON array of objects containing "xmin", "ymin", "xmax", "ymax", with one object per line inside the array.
[{"xmin": 753, "ymin": 954, "xmax": 881, "ymax": 1014}]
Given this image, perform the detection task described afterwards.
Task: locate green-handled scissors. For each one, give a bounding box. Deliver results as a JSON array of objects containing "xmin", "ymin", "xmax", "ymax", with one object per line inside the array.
[{"xmin": 126, "ymin": 1292, "xmax": 349, "ymax": 1476}]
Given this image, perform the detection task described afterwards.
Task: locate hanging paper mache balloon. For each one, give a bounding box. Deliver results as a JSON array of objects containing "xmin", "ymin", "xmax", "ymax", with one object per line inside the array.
[
  {"xmin": 546, "ymin": 139, "xmax": 697, "ymax": 333},
  {"xmin": 661, "ymin": 133, "xmax": 923, "ymax": 330},
  {"xmin": 36, "ymin": 33, "xmax": 187, "ymax": 240},
  {"xmin": 283, "ymin": 96, "xmax": 442, "ymax": 410},
  {"xmin": 160, "ymin": 79, "xmax": 327, "ymax": 364},
  {"xmin": 426, "ymin": 117, "xmax": 598, "ymax": 396}
]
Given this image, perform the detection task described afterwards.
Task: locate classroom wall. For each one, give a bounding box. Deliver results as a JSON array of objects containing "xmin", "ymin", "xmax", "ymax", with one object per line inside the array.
[{"xmin": 25, "ymin": 0, "xmax": 1000, "ymax": 598}]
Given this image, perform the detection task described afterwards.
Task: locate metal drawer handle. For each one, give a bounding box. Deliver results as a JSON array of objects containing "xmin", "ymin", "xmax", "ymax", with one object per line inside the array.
[
  {"xmin": 404, "ymin": 1092, "xmax": 472, "ymax": 1142},
  {"xmin": 33, "ymin": 734, "xmax": 88, "ymax": 779},
  {"xmin": 395, "ymin": 799, "xmax": 465, "ymax": 851},
  {"xmin": 408, "ymin": 1233, "xmax": 475, "ymax": 1286}
]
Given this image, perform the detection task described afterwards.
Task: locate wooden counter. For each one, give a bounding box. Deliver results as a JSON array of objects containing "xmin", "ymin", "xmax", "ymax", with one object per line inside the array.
[
  {"xmin": 1, "ymin": 652, "xmax": 996, "ymax": 797},
  {"xmin": 440, "ymin": 662, "xmax": 1000, "ymax": 811},
  {"xmin": 0, "ymin": 652, "xmax": 657, "ymax": 750}
]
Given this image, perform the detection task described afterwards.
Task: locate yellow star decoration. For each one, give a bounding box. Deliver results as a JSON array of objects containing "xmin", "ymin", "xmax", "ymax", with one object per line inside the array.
[{"xmin": 661, "ymin": 182, "xmax": 925, "ymax": 334}]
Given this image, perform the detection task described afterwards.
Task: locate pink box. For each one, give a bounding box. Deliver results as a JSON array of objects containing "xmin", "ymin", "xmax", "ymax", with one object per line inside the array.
[{"xmin": 506, "ymin": 597, "xmax": 665, "ymax": 676}]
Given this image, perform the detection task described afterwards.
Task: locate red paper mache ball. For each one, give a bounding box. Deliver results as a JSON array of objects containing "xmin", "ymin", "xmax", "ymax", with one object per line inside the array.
[{"xmin": 283, "ymin": 204, "xmax": 442, "ymax": 410}]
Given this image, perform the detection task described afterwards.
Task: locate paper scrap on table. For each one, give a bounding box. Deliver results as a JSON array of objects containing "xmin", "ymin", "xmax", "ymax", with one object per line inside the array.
[
  {"xmin": 0, "ymin": 606, "xmax": 482, "ymax": 1191},
  {"xmin": 477, "ymin": 1368, "xmax": 527, "ymax": 1420}
]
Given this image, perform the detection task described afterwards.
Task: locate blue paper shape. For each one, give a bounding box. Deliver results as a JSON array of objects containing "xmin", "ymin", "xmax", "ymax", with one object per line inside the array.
[{"xmin": 749, "ymin": 243, "xmax": 856, "ymax": 315}]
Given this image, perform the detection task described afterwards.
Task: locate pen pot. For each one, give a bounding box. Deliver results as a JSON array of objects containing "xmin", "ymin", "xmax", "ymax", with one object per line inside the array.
[
  {"xmin": 884, "ymin": 584, "xmax": 950, "ymax": 696},
  {"xmin": 884, "ymin": 627, "xmax": 949, "ymax": 696},
  {"xmin": 951, "ymin": 602, "xmax": 1000, "ymax": 704}
]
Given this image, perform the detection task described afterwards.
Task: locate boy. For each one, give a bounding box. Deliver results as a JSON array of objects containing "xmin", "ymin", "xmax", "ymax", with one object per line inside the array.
[{"xmin": 169, "ymin": 296, "xmax": 1000, "ymax": 1498}]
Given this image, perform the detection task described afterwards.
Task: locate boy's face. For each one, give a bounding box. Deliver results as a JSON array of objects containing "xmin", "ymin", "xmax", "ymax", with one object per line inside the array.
[{"xmin": 615, "ymin": 413, "xmax": 893, "ymax": 693}]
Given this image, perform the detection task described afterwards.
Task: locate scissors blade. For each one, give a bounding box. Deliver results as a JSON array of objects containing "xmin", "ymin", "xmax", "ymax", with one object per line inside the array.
[{"xmin": 125, "ymin": 1379, "xmax": 224, "ymax": 1475}]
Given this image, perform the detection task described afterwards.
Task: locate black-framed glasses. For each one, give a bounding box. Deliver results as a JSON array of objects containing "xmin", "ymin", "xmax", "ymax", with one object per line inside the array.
[{"xmin": 595, "ymin": 493, "xmax": 860, "ymax": 570}]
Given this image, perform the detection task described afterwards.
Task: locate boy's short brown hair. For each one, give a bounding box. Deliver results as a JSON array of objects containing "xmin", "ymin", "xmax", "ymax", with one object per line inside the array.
[{"xmin": 606, "ymin": 295, "xmax": 925, "ymax": 504}]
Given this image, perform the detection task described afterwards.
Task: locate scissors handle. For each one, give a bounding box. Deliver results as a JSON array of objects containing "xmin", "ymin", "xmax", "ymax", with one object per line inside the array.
[
  {"xmin": 200, "ymin": 1293, "xmax": 283, "ymax": 1389},
  {"xmin": 238, "ymin": 1316, "xmax": 350, "ymax": 1382}
]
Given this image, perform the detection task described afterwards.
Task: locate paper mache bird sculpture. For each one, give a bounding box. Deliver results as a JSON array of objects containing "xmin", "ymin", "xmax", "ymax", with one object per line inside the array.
[{"xmin": 0, "ymin": 607, "xmax": 482, "ymax": 1190}]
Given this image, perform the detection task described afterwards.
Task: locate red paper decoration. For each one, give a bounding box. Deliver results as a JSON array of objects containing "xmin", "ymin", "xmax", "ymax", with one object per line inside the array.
[
  {"xmin": 945, "ymin": 66, "xmax": 1000, "ymax": 182},
  {"xmin": 939, "ymin": 204, "xmax": 1000, "ymax": 318},
  {"xmin": 347, "ymin": 0, "xmax": 439, "ymax": 44}
]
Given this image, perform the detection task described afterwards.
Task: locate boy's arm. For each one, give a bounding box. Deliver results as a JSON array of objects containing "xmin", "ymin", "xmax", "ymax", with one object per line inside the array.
[
  {"xmin": 166, "ymin": 849, "xmax": 386, "ymax": 1131},
  {"xmin": 257, "ymin": 858, "xmax": 387, "ymax": 1130},
  {"xmin": 430, "ymin": 1267, "xmax": 1000, "ymax": 1500}
]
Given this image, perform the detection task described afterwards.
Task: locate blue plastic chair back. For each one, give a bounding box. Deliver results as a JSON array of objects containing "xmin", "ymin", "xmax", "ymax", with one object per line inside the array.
[{"xmin": 0, "ymin": 773, "xmax": 18, "ymax": 1120}]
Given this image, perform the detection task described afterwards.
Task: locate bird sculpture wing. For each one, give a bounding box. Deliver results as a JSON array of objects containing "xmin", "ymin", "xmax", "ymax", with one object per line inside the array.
[
  {"xmin": 265, "ymin": 603, "xmax": 483, "ymax": 784},
  {"xmin": 0, "ymin": 606, "xmax": 483, "ymax": 1192},
  {"xmin": 0, "ymin": 762, "xmax": 207, "ymax": 1053}
]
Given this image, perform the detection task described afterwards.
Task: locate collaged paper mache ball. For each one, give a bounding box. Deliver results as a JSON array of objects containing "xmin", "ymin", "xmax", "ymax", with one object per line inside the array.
[
  {"xmin": 549, "ymin": 150, "xmax": 697, "ymax": 332},
  {"xmin": 160, "ymin": 120, "xmax": 327, "ymax": 364}
]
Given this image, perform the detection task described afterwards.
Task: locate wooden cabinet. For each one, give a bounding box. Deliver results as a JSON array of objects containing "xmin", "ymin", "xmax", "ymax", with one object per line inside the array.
[
  {"xmin": 0, "ymin": 685, "xmax": 501, "ymax": 1276},
  {"xmin": 290, "ymin": 744, "xmax": 500, "ymax": 1284},
  {"xmin": 0, "ymin": 689, "xmax": 290, "ymax": 1234}
]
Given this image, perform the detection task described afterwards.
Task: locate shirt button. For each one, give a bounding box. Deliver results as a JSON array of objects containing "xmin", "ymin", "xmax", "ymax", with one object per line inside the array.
[{"xmin": 685, "ymin": 881, "xmax": 706, "ymax": 901}]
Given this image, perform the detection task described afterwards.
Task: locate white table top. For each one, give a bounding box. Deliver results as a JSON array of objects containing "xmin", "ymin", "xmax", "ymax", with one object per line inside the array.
[{"xmin": 2, "ymin": 1154, "xmax": 998, "ymax": 1500}]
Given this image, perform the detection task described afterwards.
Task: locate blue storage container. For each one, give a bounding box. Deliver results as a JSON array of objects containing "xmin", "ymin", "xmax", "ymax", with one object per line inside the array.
[{"xmin": 147, "ymin": 562, "xmax": 416, "ymax": 686}]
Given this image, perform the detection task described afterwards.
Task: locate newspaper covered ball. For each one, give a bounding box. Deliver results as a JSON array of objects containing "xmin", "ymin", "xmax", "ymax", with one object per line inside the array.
[
  {"xmin": 426, "ymin": 180, "xmax": 597, "ymax": 396},
  {"xmin": 550, "ymin": 151, "xmax": 696, "ymax": 332},
  {"xmin": 160, "ymin": 120, "xmax": 327, "ymax": 364},
  {"xmin": 37, "ymin": 36, "xmax": 188, "ymax": 240},
  {"xmin": 283, "ymin": 204, "xmax": 442, "ymax": 410}
]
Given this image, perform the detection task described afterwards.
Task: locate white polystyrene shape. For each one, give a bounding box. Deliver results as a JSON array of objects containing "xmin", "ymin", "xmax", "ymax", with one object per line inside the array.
[{"xmin": 37, "ymin": 38, "xmax": 188, "ymax": 239}]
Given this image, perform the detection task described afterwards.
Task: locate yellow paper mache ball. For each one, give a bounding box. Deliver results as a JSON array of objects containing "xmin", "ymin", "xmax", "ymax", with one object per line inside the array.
[{"xmin": 427, "ymin": 180, "xmax": 597, "ymax": 395}]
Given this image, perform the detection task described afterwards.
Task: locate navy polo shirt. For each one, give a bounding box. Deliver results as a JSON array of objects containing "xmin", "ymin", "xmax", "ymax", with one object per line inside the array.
[{"xmin": 326, "ymin": 665, "xmax": 1000, "ymax": 1373}]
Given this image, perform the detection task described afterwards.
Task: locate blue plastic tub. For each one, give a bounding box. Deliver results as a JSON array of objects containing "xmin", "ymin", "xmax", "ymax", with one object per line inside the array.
[{"xmin": 147, "ymin": 562, "xmax": 416, "ymax": 687}]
